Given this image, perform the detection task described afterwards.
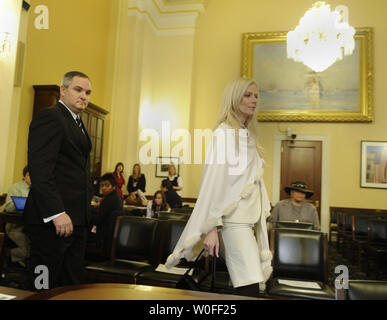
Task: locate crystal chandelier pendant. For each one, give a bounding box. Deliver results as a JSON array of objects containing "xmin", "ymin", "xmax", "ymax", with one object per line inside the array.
[{"xmin": 287, "ymin": 1, "xmax": 355, "ymax": 72}]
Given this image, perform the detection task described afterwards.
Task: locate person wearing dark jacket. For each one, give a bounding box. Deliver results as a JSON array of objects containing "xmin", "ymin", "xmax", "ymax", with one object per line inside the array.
[
  {"xmin": 127, "ymin": 163, "xmax": 146, "ymax": 194},
  {"xmin": 90, "ymin": 173, "xmax": 123, "ymax": 248},
  {"xmin": 161, "ymin": 179, "xmax": 182, "ymax": 209},
  {"xmin": 24, "ymin": 71, "xmax": 93, "ymax": 290},
  {"xmin": 126, "ymin": 163, "xmax": 146, "ymax": 205}
]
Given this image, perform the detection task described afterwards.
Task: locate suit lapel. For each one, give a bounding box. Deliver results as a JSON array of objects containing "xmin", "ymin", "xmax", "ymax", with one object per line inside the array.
[{"xmin": 56, "ymin": 103, "xmax": 91, "ymax": 156}]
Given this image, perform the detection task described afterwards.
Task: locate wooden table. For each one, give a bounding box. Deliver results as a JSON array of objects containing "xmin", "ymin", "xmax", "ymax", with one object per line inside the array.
[
  {"xmin": 0, "ymin": 286, "xmax": 34, "ymax": 300},
  {"xmin": 24, "ymin": 283, "xmax": 263, "ymax": 300}
]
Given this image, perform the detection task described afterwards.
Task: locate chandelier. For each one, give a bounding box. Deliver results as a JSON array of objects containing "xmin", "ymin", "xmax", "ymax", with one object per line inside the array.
[{"xmin": 287, "ymin": 1, "xmax": 355, "ymax": 72}]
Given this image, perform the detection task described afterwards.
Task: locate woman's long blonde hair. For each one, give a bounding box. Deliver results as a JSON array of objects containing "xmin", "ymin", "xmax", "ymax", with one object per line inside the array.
[
  {"xmin": 131, "ymin": 163, "xmax": 141, "ymax": 179},
  {"xmin": 215, "ymin": 77, "xmax": 263, "ymax": 155}
]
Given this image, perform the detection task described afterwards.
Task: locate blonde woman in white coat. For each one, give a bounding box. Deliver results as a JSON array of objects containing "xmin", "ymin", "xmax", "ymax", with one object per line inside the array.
[{"xmin": 166, "ymin": 78, "xmax": 272, "ymax": 297}]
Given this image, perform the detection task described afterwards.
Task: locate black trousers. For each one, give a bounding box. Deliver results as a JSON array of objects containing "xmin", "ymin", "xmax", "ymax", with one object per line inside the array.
[{"xmin": 25, "ymin": 224, "xmax": 88, "ymax": 291}]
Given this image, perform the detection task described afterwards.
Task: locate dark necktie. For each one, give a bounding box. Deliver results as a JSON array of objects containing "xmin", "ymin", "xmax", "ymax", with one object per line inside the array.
[{"xmin": 76, "ymin": 117, "xmax": 85, "ymax": 135}]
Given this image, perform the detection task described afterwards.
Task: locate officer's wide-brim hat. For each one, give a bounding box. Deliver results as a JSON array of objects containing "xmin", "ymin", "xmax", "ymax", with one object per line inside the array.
[{"xmin": 285, "ymin": 181, "xmax": 314, "ymax": 198}]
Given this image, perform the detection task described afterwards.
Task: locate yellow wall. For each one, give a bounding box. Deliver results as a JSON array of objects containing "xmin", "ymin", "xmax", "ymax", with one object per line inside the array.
[
  {"xmin": 189, "ymin": 0, "xmax": 387, "ymax": 210},
  {"xmin": 7, "ymin": 0, "xmax": 387, "ymax": 212},
  {"xmin": 13, "ymin": 0, "xmax": 111, "ymax": 183}
]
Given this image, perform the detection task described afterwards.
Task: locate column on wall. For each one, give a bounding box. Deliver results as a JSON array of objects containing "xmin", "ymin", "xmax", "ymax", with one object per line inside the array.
[
  {"xmin": 104, "ymin": 0, "xmax": 205, "ymax": 196},
  {"xmin": 0, "ymin": 0, "xmax": 23, "ymax": 193}
]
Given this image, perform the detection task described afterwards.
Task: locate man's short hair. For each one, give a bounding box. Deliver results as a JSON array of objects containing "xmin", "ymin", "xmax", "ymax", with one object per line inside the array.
[
  {"xmin": 161, "ymin": 179, "xmax": 172, "ymax": 190},
  {"xmin": 100, "ymin": 173, "xmax": 117, "ymax": 187},
  {"xmin": 22, "ymin": 165, "xmax": 29, "ymax": 177},
  {"xmin": 61, "ymin": 71, "xmax": 90, "ymax": 88}
]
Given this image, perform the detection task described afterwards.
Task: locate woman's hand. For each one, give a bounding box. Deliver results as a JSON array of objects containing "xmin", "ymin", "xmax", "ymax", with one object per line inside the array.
[{"xmin": 203, "ymin": 226, "xmax": 219, "ymax": 257}]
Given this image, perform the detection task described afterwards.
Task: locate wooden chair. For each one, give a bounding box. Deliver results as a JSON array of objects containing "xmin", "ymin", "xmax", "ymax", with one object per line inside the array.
[
  {"xmin": 337, "ymin": 212, "xmax": 353, "ymax": 255},
  {"xmin": 329, "ymin": 208, "xmax": 339, "ymax": 242},
  {"xmin": 365, "ymin": 219, "xmax": 387, "ymax": 278},
  {"xmin": 349, "ymin": 214, "xmax": 369, "ymax": 271}
]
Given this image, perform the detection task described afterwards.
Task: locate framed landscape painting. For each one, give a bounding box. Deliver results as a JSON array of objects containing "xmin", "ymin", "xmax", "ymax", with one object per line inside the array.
[
  {"xmin": 241, "ymin": 28, "xmax": 373, "ymax": 122},
  {"xmin": 361, "ymin": 141, "xmax": 387, "ymax": 189}
]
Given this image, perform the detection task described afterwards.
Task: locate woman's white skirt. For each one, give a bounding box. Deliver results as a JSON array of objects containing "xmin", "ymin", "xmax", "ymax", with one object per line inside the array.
[{"xmin": 221, "ymin": 222, "xmax": 264, "ymax": 288}]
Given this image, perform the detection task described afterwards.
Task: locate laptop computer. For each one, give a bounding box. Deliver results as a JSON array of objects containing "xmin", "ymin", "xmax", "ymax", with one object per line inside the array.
[{"xmin": 11, "ymin": 196, "xmax": 27, "ymax": 213}]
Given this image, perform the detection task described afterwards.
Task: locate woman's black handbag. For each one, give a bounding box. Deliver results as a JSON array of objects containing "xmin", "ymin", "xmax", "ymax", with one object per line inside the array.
[{"xmin": 176, "ymin": 249, "xmax": 216, "ymax": 292}]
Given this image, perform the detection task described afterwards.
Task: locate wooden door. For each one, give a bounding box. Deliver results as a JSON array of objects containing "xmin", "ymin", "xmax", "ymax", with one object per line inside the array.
[{"xmin": 280, "ymin": 140, "xmax": 322, "ymax": 219}]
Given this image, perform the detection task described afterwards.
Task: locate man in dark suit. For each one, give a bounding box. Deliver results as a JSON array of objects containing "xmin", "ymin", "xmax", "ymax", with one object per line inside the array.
[{"xmin": 24, "ymin": 71, "xmax": 93, "ymax": 290}]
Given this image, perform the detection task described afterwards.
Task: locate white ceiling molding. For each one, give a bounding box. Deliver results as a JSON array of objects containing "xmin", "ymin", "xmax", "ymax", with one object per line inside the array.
[
  {"xmin": 128, "ymin": 0, "xmax": 205, "ymax": 35},
  {"xmin": 157, "ymin": 0, "xmax": 205, "ymax": 13}
]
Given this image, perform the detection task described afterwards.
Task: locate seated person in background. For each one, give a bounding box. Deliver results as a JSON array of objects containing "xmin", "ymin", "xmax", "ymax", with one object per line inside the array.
[
  {"xmin": 167, "ymin": 164, "xmax": 183, "ymax": 196},
  {"xmin": 90, "ymin": 173, "xmax": 123, "ymax": 246},
  {"xmin": 161, "ymin": 179, "xmax": 182, "ymax": 209},
  {"xmin": 270, "ymin": 181, "xmax": 320, "ymax": 230},
  {"xmin": 126, "ymin": 163, "xmax": 146, "ymax": 205},
  {"xmin": 146, "ymin": 190, "xmax": 170, "ymax": 218},
  {"xmin": 4, "ymin": 165, "xmax": 31, "ymax": 268},
  {"xmin": 112, "ymin": 162, "xmax": 125, "ymax": 199}
]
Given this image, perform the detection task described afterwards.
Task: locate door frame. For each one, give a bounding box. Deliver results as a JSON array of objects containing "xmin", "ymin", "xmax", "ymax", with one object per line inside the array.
[{"xmin": 272, "ymin": 134, "xmax": 331, "ymax": 234}]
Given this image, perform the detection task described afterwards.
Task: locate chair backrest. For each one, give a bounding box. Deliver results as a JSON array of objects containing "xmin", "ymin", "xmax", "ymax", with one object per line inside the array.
[
  {"xmin": 337, "ymin": 211, "xmax": 344, "ymax": 227},
  {"xmin": 330, "ymin": 210, "xmax": 338, "ymax": 224},
  {"xmin": 369, "ymin": 219, "xmax": 387, "ymax": 243},
  {"xmin": 343, "ymin": 213, "xmax": 353, "ymax": 231},
  {"xmin": 345, "ymin": 280, "xmax": 387, "ymax": 300},
  {"xmin": 275, "ymin": 221, "xmax": 314, "ymax": 230},
  {"xmin": 172, "ymin": 206, "xmax": 194, "ymax": 215},
  {"xmin": 101, "ymin": 210, "xmax": 127, "ymax": 258},
  {"xmin": 157, "ymin": 211, "xmax": 189, "ymax": 221},
  {"xmin": 272, "ymin": 228, "xmax": 327, "ymax": 283},
  {"xmin": 353, "ymin": 215, "xmax": 369, "ymax": 239},
  {"xmin": 126, "ymin": 208, "xmax": 147, "ymax": 217},
  {"xmin": 160, "ymin": 219, "xmax": 187, "ymax": 262},
  {"xmin": 111, "ymin": 216, "xmax": 160, "ymax": 264}
]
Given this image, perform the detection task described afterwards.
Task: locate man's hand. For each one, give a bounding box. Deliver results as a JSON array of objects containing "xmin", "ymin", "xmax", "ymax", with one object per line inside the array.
[
  {"xmin": 203, "ymin": 226, "xmax": 219, "ymax": 258},
  {"xmin": 53, "ymin": 213, "xmax": 73, "ymax": 237},
  {"xmin": 91, "ymin": 201, "xmax": 99, "ymax": 207}
]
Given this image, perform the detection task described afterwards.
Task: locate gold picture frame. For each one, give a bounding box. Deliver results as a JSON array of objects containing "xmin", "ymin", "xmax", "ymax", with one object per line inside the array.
[{"xmin": 241, "ymin": 28, "xmax": 373, "ymax": 122}]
